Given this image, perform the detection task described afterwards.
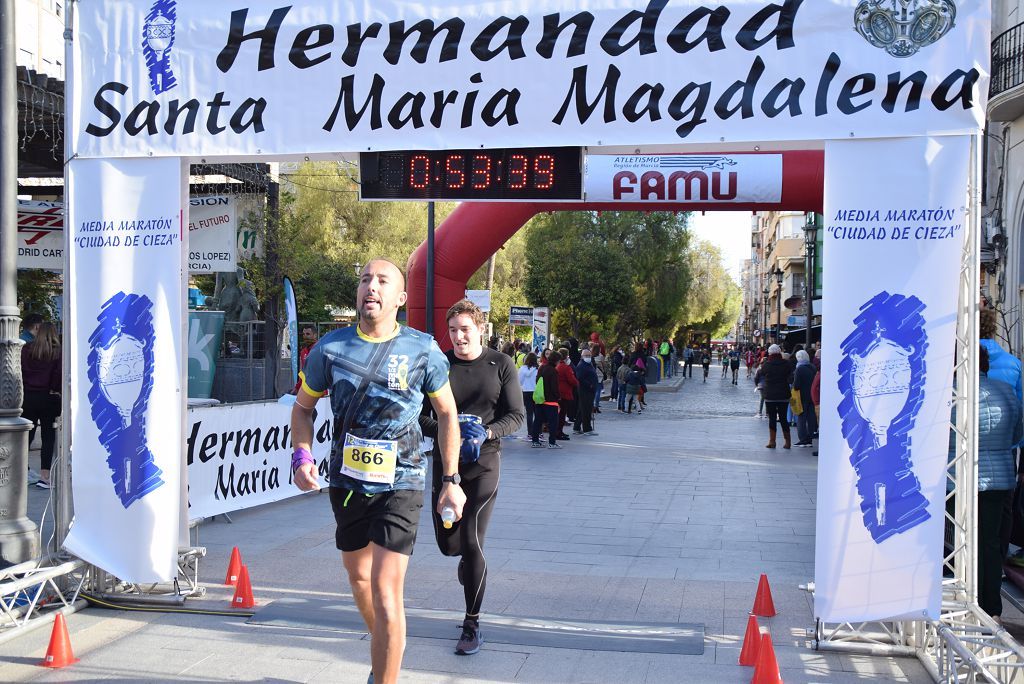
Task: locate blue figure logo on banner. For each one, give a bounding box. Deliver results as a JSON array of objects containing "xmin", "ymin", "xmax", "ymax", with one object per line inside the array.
[
  {"xmin": 87, "ymin": 292, "xmax": 164, "ymax": 508},
  {"xmin": 838, "ymin": 291, "xmax": 930, "ymax": 543},
  {"xmin": 142, "ymin": 0, "xmax": 177, "ymax": 94}
]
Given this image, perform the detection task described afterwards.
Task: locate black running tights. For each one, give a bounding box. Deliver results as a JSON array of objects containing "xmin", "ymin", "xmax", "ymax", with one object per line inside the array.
[{"xmin": 432, "ymin": 455, "xmax": 500, "ymax": 621}]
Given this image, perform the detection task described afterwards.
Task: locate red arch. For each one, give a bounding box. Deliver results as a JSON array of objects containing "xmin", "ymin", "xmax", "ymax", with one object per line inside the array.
[{"xmin": 407, "ymin": 151, "xmax": 824, "ymax": 347}]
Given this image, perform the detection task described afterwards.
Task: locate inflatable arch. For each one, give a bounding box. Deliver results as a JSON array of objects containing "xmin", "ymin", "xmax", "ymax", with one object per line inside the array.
[{"xmin": 407, "ymin": 150, "xmax": 824, "ymax": 346}]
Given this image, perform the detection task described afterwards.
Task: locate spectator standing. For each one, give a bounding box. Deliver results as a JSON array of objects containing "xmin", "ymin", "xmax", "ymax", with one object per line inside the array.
[
  {"xmin": 979, "ymin": 308, "xmax": 1024, "ymax": 564},
  {"xmin": 616, "ymin": 361, "xmax": 630, "ymax": 412},
  {"xmin": 21, "ymin": 322, "xmax": 62, "ymax": 487},
  {"xmin": 659, "ymin": 340, "xmax": 672, "ymax": 378},
  {"xmin": 684, "ymin": 346, "xmax": 694, "ymax": 378},
  {"xmin": 566, "ymin": 337, "xmax": 582, "ymax": 366},
  {"xmin": 811, "ymin": 356, "xmax": 822, "ymax": 456},
  {"xmin": 556, "ymin": 349, "xmax": 579, "ymax": 439},
  {"xmin": 624, "ymin": 363, "xmax": 646, "ymax": 414},
  {"xmin": 609, "ymin": 345, "xmax": 624, "ymax": 400},
  {"xmin": 574, "ymin": 350, "xmax": 599, "ymax": 436},
  {"xmin": 756, "ymin": 344, "xmax": 793, "ymax": 449},
  {"xmin": 793, "ymin": 350, "xmax": 817, "ymax": 447},
  {"xmin": 948, "ymin": 347, "xmax": 1021, "ymax": 621},
  {"xmin": 593, "ymin": 349, "xmax": 606, "ymax": 413},
  {"xmin": 536, "ymin": 350, "xmax": 562, "ymax": 448},
  {"xmin": 755, "ymin": 359, "xmax": 767, "ymax": 418},
  {"xmin": 20, "ymin": 312, "xmax": 43, "ymax": 343},
  {"xmin": 518, "ymin": 353, "xmax": 540, "ymax": 447}
]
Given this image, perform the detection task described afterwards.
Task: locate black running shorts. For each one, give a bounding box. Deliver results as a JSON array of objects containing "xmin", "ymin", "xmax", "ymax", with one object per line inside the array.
[{"xmin": 329, "ymin": 486, "xmax": 424, "ymax": 556}]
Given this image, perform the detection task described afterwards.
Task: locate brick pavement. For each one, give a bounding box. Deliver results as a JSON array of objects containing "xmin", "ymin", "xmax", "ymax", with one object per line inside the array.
[{"xmin": 1, "ymin": 369, "xmax": 931, "ymax": 682}]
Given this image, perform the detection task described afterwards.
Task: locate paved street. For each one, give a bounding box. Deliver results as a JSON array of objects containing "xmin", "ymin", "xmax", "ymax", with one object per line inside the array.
[{"xmin": 2, "ymin": 367, "xmax": 932, "ymax": 682}]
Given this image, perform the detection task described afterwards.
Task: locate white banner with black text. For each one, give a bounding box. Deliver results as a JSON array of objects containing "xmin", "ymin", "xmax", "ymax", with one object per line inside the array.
[
  {"xmin": 72, "ymin": 0, "xmax": 988, "ymax": 159},
  {"xmin": 186, "ymin": 397, "xmax": 333, "ymax": 520},
  {"xmin": 815, "ymin": 135, "xmax": 969, "ymax": 622},
  {"xmin": 64, "ymin": 157, "xmax": 185, "ymax": 583}
]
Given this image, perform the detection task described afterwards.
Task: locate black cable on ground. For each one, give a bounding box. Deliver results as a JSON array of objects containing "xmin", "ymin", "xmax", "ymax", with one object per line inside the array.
[{"xmin": 80, "ymin": 593, "xmax": 254, "ymax": 618}]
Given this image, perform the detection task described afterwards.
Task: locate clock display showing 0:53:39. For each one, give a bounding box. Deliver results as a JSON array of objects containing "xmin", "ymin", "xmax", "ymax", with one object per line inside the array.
[{"xmin": 359, "ymin": 147, "xmax": 583, "ymax": 201}]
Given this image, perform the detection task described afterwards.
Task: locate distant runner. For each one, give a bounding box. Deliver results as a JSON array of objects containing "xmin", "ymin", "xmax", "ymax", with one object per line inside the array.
[{"xmin": 290, "ymin": 259, "xmax": 464, "ymax": 684}]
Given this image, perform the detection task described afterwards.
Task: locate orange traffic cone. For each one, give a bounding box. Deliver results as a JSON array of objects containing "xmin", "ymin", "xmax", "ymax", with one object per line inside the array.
[
  {"xmin": 751, "ymin": 632, "xmax": 783, "ymax": 684},
  {"xmin": 739, "ymin": 614, "xmax": 761, "ymax": 666},
  {"xmin": 752, "ymin": 574, "xmax": 776, "ymax": 617},
  {"xmin": 231, "ymin": 565, "xmax": 255, "ymax": 609},
  {"xmin": 224, "ymin": 546, "xmax": 243, "ymax": 586},
  {"xmin": 39, "ymin": 613, "xmax": 79, "ymax": 668}
]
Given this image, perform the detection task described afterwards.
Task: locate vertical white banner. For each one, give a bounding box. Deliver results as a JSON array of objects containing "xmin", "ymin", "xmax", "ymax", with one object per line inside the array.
[
  {"xmin": 65, "ymin": 158, "xmax": 185, "ymax": 582},
  {"xmin": 815, "ymin": 136, "xmax": 970, "ymax": 622}
]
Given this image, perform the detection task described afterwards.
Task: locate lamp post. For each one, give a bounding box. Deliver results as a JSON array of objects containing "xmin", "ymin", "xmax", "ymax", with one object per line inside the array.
[
  {"xmin": 804, "ymin": 213, "xmax": 819, "ymax": 348},
  {"xmin": 761, "ymin": 284, "xmax": 770, "ymax": 345},
  {"xmin": 0, "ymin": 1, "xmax": 39, "ymax": 563},
  {"xmin": 774, "ymin": 266, "xmax": 784, "ymax": 344}
]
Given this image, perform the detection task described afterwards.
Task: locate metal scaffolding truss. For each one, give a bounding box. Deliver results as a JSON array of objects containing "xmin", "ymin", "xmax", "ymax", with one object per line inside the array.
[
  {"xmin": 813, "ymin": 135, "xmax": 1024, "ymax": 683},
  {"xmin": 0, "ymin": 557, "xmax": 86, "ymax": 640}
]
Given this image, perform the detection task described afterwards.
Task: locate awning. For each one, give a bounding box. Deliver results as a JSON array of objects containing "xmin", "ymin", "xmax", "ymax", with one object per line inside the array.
[{"xmin": 779, "ymin": 324, "xmax": 821, "ymax": 347}]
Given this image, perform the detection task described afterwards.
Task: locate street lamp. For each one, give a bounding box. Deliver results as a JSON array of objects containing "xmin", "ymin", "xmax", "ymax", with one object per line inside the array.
[
  {"xmin": 774, "ymin": 266, "xmax": 784, "ymax": 344},
  {"xmin": 804, "ymin": 213, "xmax": 819, "ymax": 348},
  {"xmin": 761, "ymin": 284, "xmax": 770, "ymax": 344}
]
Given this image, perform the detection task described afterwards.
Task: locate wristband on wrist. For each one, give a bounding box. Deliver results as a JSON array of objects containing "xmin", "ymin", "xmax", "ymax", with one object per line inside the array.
[{"xmin": 291, "ymin": 447, "xmax": 315, "ymax": 474}]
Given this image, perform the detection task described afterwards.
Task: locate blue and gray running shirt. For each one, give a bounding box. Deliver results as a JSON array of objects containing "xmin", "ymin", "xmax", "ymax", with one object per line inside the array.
[{"xmin": 300, "ymin": 324, "xmax": 450, "ymax": 494}]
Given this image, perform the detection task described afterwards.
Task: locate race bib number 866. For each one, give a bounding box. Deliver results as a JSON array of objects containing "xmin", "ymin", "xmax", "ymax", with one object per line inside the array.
[{"xmin": 340, "ymin": 435, "xmax": 398, "ymax": 485}]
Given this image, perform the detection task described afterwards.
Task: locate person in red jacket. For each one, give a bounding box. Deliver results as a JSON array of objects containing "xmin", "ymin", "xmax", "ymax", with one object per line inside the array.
[{"xmin": 555, "ymin": 348, "xmax": 579, "ymax": 440}]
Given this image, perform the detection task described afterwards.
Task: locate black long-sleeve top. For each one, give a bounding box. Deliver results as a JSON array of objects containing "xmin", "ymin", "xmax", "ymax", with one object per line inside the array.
[
  {"xmin": 420, "ymin": 347, "xmax": 526, "ymax": 459},
  {"xmin": 756, "ymin": 357, "xmax": 793, "ymax": 402}
]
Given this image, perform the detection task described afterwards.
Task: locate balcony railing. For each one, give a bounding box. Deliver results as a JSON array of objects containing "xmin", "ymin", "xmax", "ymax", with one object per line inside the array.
[{"xmin": 991, "ymin": 21, "xmax": 1024, "ymax": 99}]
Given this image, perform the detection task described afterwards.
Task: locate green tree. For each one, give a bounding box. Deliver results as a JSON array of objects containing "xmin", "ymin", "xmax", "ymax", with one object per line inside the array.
[
  {"xmin": 524, "ymin": 212, "xmax": 633, "ymax": 339},
  {"xmin": 680, "ymin": 240, "xmax": 742, "ymax": 338},
  {"xmin": 591, "ymin": 211, "xmax": 692, "ymax": 342},
  {"xmin": 466, "ymin": 228, "xmax": 531, "ymax": 340},
  {"xmin": 16, "ymin": 270, "xmax": 61, "ymax": 320},
  {"xmin": 240, "ymin": 163, "xmax": 457, "ymax": 321}
]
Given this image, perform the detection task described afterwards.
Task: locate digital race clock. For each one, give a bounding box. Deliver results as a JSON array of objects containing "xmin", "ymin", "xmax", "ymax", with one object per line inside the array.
[{"xmin": 359, "ymin": 147, "xmax": 583, "ymax": 201}]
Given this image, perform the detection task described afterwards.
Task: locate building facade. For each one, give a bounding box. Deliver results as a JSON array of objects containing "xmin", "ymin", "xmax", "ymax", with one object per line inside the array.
[
  {"xmin": 16, "ymin": 0, "xmax": 65, "ymax": 79},
  {"xmin": 741, "ymin": 211, "xmax": 822, "ymax": 349},
  {"xmin": 987, "ymin": 0, "xmax": 1024, "ymax": 355}
]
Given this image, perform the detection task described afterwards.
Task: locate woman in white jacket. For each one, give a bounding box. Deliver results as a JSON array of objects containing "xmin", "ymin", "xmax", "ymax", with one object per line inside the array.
[{"xmin": 518, "ymin": 353, "xmax": 539, "ymax": 445}]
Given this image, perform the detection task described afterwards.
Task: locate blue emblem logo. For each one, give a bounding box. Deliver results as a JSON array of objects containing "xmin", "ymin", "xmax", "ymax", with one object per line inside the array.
[
  {"xmin": 838, "ymin": 292, "xmax": 930, "ymax": 543},
  {"xmin": 87, "ymin": 292, "xmax": 164, "ymax": 508},
  {"xmin": 142, "ymin": 0, "xmax": 177, "ymax": 94}
]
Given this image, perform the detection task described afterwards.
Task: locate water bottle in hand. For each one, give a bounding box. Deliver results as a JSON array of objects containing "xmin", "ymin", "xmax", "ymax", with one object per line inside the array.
[{"xmin": 441, "ymin": 506, "xmax": 457, "ymax": 529}]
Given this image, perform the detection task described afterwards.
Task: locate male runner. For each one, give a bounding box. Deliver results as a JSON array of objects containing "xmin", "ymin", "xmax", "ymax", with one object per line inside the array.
[
  {"xmin": 291, "ymin": 259, "xmax": 465, "ymax": 684},
  {"xmin": 421, "ymin": 299, "xmax": 525, "ymax": 655}
]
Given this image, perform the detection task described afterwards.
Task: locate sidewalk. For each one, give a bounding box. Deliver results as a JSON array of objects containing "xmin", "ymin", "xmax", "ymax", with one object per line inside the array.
[{"xmin": 2, "ymin": 371, "xmax": 932, "ymax": 682}]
